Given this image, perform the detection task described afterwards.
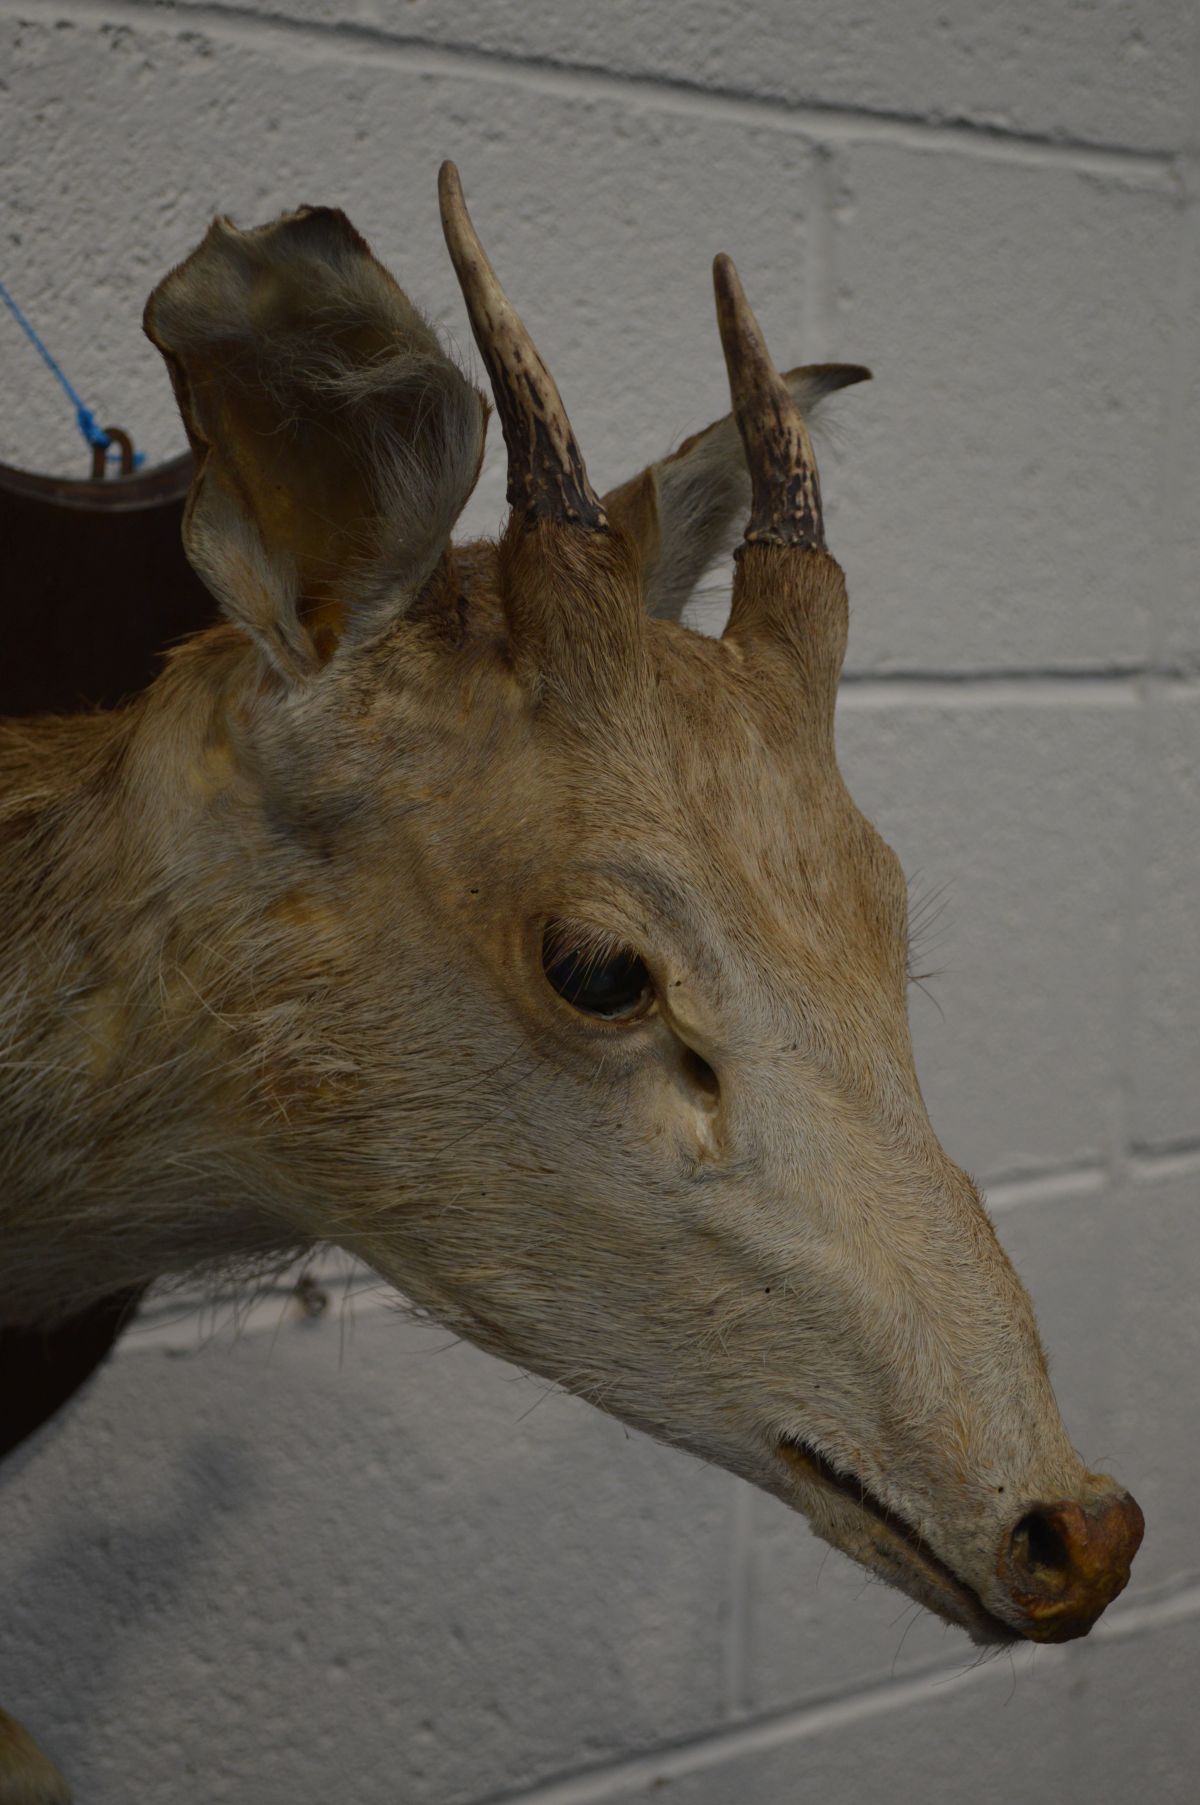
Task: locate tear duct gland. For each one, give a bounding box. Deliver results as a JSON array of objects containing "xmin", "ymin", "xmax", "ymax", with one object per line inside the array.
[{"xmin": 0, "ymin": 163, "xmax": 1144, "ymax": 1805}]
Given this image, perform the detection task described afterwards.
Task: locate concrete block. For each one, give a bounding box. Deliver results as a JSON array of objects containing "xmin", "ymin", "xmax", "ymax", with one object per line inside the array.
[
  {"xmin": 1106, "ymin": 1165, "xmax": 1200, "ymax": 1591},
  {"xmin": 0, "ymin": 1310, "xmax": 734, "ymax": 1804},
  {"xmin": 835, "ymin": 693, "xmax": 1137, "ymax": 1181},
  {"xmin": 1077, "ymin": 1604, "xmax": 1200, "ymax": 1799},
  {"xmin": 0, "ymin": 10, "xmax": 821, "ymax": 527},
  {"xmin": 3, "ymin": 7, "xmax": 1197, "ymax": 1802},
  {"xmin": 741, "ymin": 1482, "xmax": 978, "ymax": 1719},
  {"xmin": 12, "ymin": 20, "xmax": 1181, "ymax": 682},
  {"xmin": 168, "ymin": 0, "xmax": 1198, "ymax": 153},
  {"xmin": 1160, "ymin": 194, "xmax": 1200, "ymax": 671},
  {"xmin": 1131, "ymin": 689, "xmax": 1200, "ymax": 1150},
  {"xmin": 613, "ymin": 1610, "xmax": 1199, "ymax": 1803},
  {"xmin": 991, "ymin": 1182, "xmax": 1127, "ymax": 1474},
  {"xmin": 826, "ymin": 145, "xmax": 1179, "ymax": 673}
]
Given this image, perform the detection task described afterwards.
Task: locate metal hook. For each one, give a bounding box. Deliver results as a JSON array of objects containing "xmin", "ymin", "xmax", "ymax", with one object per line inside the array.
[{"xmin": 90, "ymin": 426, "xmax": 137, "ymax": 481}]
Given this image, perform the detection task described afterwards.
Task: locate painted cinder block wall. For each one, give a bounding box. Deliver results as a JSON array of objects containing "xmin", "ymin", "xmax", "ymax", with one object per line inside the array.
[{"xmin": 2, "ymin": 2, "xmax": 1198, "ymax": 1800}]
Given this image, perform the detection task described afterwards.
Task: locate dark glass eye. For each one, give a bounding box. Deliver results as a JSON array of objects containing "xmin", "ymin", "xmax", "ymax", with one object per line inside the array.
[{"xmin": 542, "ymin": 927, "xmax": 653, "ymax": 1020}]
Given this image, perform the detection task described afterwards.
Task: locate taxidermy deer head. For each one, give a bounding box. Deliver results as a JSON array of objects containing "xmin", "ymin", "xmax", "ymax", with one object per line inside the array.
[{"xmin": 1, "ymin": 164, "xmax": 1142, "ymax": 1651}]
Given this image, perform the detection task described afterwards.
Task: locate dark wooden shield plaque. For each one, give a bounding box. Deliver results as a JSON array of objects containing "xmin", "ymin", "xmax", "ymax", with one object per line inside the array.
[{"xmin": 1, "ymin": 450, "xmax": 216, "ymax": 1459}]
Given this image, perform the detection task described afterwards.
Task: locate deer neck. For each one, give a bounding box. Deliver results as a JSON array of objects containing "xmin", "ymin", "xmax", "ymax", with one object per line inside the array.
[{"xmin": 0, "ymin": 632, "xmax": 319, "ymax": 1327}]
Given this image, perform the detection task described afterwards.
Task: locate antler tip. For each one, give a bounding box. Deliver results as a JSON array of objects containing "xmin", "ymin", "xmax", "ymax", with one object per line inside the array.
[
  {"xmin": 712, "ymin": 254, "xmax": 763, "ymax": 374},
  {"xmin": 711, "ymin": 252, "xmax": 741, "ymax": 308},
  {"xmin": 711, "ymin": 252, "xmax": 828, "ymax": 554},
  {"xmin": 436, "ymin": 158, "xmax": 603, "ymax": 530}
]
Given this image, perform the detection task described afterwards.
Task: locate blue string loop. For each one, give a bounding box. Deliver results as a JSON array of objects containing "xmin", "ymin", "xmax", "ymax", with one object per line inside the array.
[
  {"xmin": 75, "ymin": 403, "xmax": 112, "ymax": 452},
  {"xmin": 0, "ymin": 273, "xmax": 143, "ymax": 470}
]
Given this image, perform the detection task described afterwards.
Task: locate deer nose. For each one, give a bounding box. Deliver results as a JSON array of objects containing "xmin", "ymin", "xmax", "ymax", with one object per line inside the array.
[{"xmin": 1000, "ymin": 1490, "xmax": 1144, "ymax": 1641}]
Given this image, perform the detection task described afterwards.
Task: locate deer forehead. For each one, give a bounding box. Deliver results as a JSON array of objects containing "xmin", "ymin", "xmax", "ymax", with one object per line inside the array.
[{"xmin": 313, "ymin": 592, "xmax": 909, "ymax": 1010}]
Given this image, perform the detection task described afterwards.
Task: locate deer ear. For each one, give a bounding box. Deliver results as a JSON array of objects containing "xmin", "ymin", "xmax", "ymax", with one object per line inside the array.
[
  {"xmin": 603, "ymin": 364, "xmax": 869, "ymax": 623},
  {"xmin": 145, "ymin": 208, "xmax": 488, "ymax": 679}
]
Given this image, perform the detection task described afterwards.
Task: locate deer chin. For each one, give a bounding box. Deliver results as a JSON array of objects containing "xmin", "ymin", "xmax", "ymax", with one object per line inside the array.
[{"xmin": 776, "ymin": 1436, "xmax": 1019, "ymax": 1646}]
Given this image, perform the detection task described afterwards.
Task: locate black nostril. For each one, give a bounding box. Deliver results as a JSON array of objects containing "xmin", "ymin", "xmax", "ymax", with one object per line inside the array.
[
  {"xmin": 1011, "ymin": 1508, "xmax": 1072, "ymax": 1580},
  {"xmin": 1002, "ymin": 1493, "xmax": 1144, "ymax": 1637}
]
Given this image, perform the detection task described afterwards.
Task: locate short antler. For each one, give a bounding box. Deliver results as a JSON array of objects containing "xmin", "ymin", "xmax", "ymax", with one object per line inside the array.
[
  {"xmin": 438, "ymin": 161, "xmax": 606, "ymax": 532},
  {"xmin": 713, "ymin": 253, "xmax": 825, "ymax": 552},
  {"xmin": 713, "ymin": 253, "xmax": 855, "ymax": 722}
]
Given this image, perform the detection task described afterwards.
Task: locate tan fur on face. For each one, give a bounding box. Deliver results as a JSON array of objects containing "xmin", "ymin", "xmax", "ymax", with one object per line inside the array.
[{"xmin": 0, "ymin": 201, "xmax": 1138, "ymax": 1680}]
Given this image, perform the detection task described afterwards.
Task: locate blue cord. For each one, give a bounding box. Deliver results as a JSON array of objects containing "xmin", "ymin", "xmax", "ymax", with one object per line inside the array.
[{"xmin": 0, "ymin": 273, "xmax": 143, "ymax": 467}]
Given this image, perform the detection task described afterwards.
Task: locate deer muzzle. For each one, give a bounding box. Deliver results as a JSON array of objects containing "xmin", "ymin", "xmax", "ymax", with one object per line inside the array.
[{"xmin": 777, "ymin": 1437, "xmax": 1143, "ymax": 1644}]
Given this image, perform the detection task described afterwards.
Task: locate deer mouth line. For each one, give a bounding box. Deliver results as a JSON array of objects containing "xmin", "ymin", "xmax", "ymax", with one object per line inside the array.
[{"xmin": 777, "ymin": 1435, "xmax": 1018, "ymax": 1645}]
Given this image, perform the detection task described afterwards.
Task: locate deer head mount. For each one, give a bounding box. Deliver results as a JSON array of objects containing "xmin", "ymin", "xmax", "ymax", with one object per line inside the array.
[{"xmin": 5, "ymin": 168, "xmax": 1141, "ymax": 1657}]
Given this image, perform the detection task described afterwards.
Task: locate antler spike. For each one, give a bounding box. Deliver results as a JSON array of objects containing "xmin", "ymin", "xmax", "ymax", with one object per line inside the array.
[
  {"xmin": 438, "ymin": 162, "xmax": 606, "ymax": 531},
  {"xmin": 712, "ymin": 253, "xmax": 824, "ymax": 551}
]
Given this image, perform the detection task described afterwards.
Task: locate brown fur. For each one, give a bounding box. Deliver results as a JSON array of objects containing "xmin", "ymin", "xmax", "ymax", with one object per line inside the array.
[{"xmin": 0, "ymin": 187, "xmax": 1141, "ymax": 1799}]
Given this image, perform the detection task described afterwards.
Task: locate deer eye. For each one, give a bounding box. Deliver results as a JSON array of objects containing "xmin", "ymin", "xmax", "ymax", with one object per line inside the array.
[{"xmin": 542, "ymin": 925, "xmax": 653, "ymax": 1021}]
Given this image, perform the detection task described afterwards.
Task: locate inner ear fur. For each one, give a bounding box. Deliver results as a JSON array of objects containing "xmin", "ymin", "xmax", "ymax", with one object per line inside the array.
[
  {"xmin": 145, "ymin": 207, "xmax": 488, "ymax": 679},
  {"xmin": 603, "ymin": 363, "xmax": 869, "ymax": 623}
]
